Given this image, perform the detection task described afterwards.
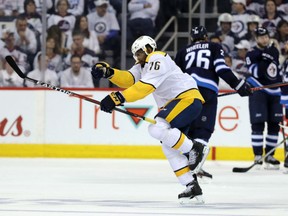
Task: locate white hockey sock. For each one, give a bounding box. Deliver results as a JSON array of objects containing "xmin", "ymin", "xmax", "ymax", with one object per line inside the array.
[
  {"xmin": 162, "ymin": 128, "xmax": 193, "ymax": 153},
  {"xmin": 162, "ymin": 145, "xmax": 193, "ymax": 186}
]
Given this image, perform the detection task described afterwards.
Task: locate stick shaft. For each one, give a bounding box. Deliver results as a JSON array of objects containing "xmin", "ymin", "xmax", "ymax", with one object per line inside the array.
[
  {"xmin": 5, "ymin": 56, "xmax": 156, "ymax": 124},
  {"xmin": 232, "ymin": 138, "xmax": 287, "ymax": 173},
  {"xmin": 218, "ymin": 82, "xmax": 288, "ymax": 97}
]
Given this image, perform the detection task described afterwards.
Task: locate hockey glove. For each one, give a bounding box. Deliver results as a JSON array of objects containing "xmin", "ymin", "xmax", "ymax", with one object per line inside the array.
[
  {"xmin": 100, "ymin": 91, "xmax": 125, "ymax": 113},
  {"xmin": 91, "ymin": 62, "xmax": 114, "ymax": 80},
  {"xmin": 235, "ymin": 79, "xmax": 253, "ymax": 97}
]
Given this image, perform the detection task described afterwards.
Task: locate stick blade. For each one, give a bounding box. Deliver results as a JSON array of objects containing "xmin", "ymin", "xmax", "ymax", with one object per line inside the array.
[
  {"xmin": 232, "ymin": 167, "xmax": 250, "ymax": 173},
  {"xmin": 5, "ymin": 55, "xmax": 26, "ymax": 78}
]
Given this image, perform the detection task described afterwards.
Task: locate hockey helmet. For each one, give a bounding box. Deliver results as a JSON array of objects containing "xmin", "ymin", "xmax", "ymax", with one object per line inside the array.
[
  {"xmin": 255, "ymin": 27, "xmax": 269, "ymax": 37},
  {"xmin": 217, "ymin": 13, "xmax": 233, "ymax": 26},
  {"xmin": 190, "ymin": 26, "xmax": 208, "ymax": 42},
  {"xmin": 131, "ymin": 35, "xmax": 157, "ymax": 60}
]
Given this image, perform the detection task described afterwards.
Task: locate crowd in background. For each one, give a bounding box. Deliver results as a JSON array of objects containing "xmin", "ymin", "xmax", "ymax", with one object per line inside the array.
[{"xmin": 1, "ymin": 0, "xmax": 288, "ymax": 89}]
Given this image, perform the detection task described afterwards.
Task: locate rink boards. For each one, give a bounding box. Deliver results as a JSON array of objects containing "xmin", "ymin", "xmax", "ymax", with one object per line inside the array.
[{"xmin": 0, "ymin": 88, "xmax": 286, "ymax": 161}]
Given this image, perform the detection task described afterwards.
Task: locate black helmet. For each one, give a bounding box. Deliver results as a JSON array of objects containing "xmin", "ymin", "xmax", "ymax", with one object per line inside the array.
[
  {"xmin": 190, "ymin": 26, "xmax": 208, "ymax": 42},
  {"xmin": 254, "ymin": 27, "xmax": 269, "ymax": 37}
]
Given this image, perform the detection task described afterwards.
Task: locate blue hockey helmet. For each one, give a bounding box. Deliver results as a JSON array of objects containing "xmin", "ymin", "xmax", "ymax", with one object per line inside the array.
[{"xmin": 190, "ymin": 26, "xmax": 208, "ymax": 42}]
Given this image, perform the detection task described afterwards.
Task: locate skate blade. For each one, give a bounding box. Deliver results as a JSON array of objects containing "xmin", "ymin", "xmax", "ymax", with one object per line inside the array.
[
  {"xmin": 191, "ymin": 146, "xmax": 210, "ymax": 174},
  {"xmin": 283, "ymin": 167, "xmax": 288, "ymax": 174},
  {"xmin": 179, "ymin": 195, "xmax": 205, "ymax": 205},
  {"xmin": 264, "ymin": 163, "xmax": 280, "ymax": 170}
]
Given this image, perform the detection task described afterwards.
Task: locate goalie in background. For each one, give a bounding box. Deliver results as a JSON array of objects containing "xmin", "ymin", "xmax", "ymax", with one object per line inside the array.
[{"xmin": 91, "ymin": 35, "xmax": 209, "ymax": 204}]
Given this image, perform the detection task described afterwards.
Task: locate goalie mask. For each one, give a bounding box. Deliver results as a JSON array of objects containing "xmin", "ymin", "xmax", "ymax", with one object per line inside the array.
[{"xmin": 131, "ymin": 35, "xmax": 157, "ymax": 61}]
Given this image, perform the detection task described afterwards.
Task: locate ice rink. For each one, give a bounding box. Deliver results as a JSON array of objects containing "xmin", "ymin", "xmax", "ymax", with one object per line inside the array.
[{"xmin": 0, "ymin": 158, "xmax": 287, "ymax": 216}]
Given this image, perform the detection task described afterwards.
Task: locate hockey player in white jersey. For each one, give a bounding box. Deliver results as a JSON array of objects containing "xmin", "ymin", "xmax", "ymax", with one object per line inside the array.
[{"xmin": 91, "ymin": 36, "xmax": 210, "ymax": 204}]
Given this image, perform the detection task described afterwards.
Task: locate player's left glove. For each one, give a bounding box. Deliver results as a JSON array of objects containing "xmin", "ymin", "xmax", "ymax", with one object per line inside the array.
[
  {"xmin": 100, "ymin": 91, "xmax": 125, "ymax": 113},
  {"xmin": 235, "ymin": 79, "xmax": 253, "ymax": 97}
]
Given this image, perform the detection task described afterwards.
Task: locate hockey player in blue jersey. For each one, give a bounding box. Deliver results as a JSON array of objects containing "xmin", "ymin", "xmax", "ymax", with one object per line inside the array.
[
  {"xmin": 175, "ymin": 25, "xmax": 252, "ymax": 174},
  {"xmin": 245, "ymin": 27, "xmax": 282, "ymax": 169}
]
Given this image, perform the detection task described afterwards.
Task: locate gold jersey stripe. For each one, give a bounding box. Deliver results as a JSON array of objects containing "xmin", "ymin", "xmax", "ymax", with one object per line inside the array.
[
  {"xmin": 109, "ymin": 69, "xmax": 135, "ymax": 88},
  {"xmin": 172, "ymin": 133, "xmax": 185, "ymax": 150},
  {"xmin": 174, "ymin": 166, "xmax": 190, "ymax": 177},
  {"xmin": 122, "ymin": 81, "xmax": 155, "ymax": 102}
]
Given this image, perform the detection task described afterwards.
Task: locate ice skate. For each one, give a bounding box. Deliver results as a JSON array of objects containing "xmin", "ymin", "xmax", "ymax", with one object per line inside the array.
[
  {"xmin": 264, "ymin": 155, "xmax": 280, "ymax": 170},
  {"xmin": 178, "ymin": 180, "xmax": 204, "ymax": 204},
  {"xmin": 188, "ymin": 141, "xmax": 210, "ymax": 174},
  {"xmin": 254, "ymin": 155, "xmax": 263, "ymax": 170}
]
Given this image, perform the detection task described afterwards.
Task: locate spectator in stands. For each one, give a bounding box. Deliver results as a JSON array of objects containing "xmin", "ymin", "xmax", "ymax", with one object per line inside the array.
[
  {"xmin": 0, "ymin": 56, "xmax": 24, "ymax": 87},
  {"xmin": 14, "ymin": 15, "xmax": 38, "ymax": 69},
  {"xmin": 54, "ymin": 0, "xmax": 85, "ymax": 16},
  {"xmin": 232, "ymin": 39, "xmax": 250, "ymax": 77},
  {"xmin": 231, "ymin": 0, "xmax": 250, "ymax": 39},
  {"xmin": 74, "ymin": 15, "xmax": 101, "ymax": 55},
  {"xmin": 20, "ymin": 0, "xmax": 42, "ymax": 34},
  {"xmin": 275, "ymin": 0, "xmax": 288, "ymax": 15},
  {"xmin": 209, "ymin": 35, "xmax": 222, "ymax": 44},
  {"xmin": 20, "ymin": 0, "xmax": 42, "ymax": 53},
  {"xmin": 0, "ymin": 1, "xmax": 23, "ymax": 17},
  {"xmin": 64, "ymin": 30, "xmax": 99, "ymax": 69},
  {"xmin": 243, "ymin": 14, "xmax": 261, "ymax": 48},
  {"xmin": 246, "ymin": 0, "xmax": 265, "ymax": 17},
  {"xmin": 26, "ymin": 53, "xmax": 59, "ymax": 87},
  {"xmin": 59, "ymin": 54, "xmax": 94, "ymax": 88},
  {"xmin": 47, "ymin": 0, "xmax": 76, "ymax": 51},
  {"xmin": 127, "ymin": 0, "xmax": 160, "ymax": 48},
  {"xmin": 18, "ymin": 0, "xmax": 53, "ymax": 14},
  {"xmin": 85, "ymin": 0, "xmax": 117, "ymax": 15},
  {"xmin": 274, "ymin": 19, "xmax": 288, "ymax": 55},
  {"xmin": 47, "ymin": 25, "xmax": 70, "ymax": 56},
  {"xmin": 87, "ymin": 0, "xmax": 121, "ymax": 67},
  {"xmin": 33, "ymin": 36, "xmax": 63, "ymax": 73},
  {"xmin": 0, "ymin": 28, "xmax": 30, "ymax": 72},
  {"xmin": 261, "ymin": 0, "xmax": 284, "ymax": 38},
  {"xmin": 213, "ymin": 13, "xmax": 239, "ymax": 54}
]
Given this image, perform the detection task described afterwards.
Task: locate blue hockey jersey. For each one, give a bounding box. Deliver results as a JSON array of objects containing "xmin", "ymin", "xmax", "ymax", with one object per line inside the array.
[{"xmin": 174, "ymin": 41, "xmax": 240, "ymax": 93}]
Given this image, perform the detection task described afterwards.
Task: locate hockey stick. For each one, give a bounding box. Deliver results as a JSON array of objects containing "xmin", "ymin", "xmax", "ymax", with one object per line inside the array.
[
  {"xmin": 218, "ymin": 82, "xmax": 288, "ymax": 97},
  {"xmin": 232, "ymin": 137, "xmax": 288, "ymax": 173},
  {"xmin": 5, "ymin": 55, "xmax": 156, "ymax": 124},
  {"xmin": 280, "ymin": 123, "xmax": 288, "ymax": 159}
]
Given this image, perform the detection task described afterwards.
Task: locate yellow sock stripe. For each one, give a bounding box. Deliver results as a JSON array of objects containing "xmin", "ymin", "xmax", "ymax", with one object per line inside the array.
[
  {"xmin": 171, "ymin": 133, "xmax": 185, "ymax": 150},
  {"xmin": 174, "ymin": 166, "xmax": 190, "ymax": 177}
]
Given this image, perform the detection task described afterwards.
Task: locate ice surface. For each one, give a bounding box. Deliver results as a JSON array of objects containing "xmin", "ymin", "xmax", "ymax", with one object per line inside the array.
[{"xmin": 0, "ymin": 158, "xmax": 287, "ymax": 216}]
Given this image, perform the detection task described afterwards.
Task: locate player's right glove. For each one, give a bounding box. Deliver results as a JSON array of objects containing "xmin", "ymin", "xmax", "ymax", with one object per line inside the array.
[
  {"xmin": 100, "ymin": 91, "xmax": 125, "ymax": 113},
  {"xmin": 91, "ymin": 62, "xmax": 114, "ymax": 80},
  {"xmin": 235, "ymin": 79, "xmax": 253, "ymax": 97}
]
